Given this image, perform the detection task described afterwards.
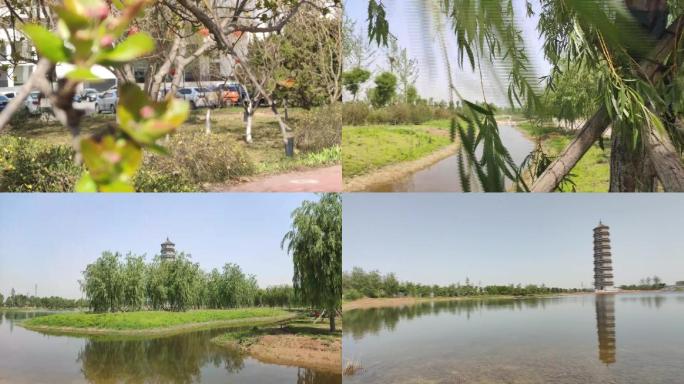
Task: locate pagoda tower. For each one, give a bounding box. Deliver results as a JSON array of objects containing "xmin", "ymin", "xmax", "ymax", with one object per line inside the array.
[
  {"xmin": 160, "ymin": 237, "xmax": 176, "ymax": 260},
  {"xmin": 593, "ymin": 222, "xmax": 614, "ymax": 292}
]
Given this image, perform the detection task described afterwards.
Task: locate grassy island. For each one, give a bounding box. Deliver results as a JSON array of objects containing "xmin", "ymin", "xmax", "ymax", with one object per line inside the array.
[{"xmin": 21, "ymin": 308, "xmax": 295, "ymax": 336}]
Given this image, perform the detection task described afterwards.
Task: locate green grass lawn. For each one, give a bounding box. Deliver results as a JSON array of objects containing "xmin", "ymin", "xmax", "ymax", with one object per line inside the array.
[
  {"xmin": 342, "ymin": 124, "xmax": 452, "ymax": 178},
  {"xmin": 518, "ymin": 122, "xmax": 610, "ymax": 192},
  {"xmin": 23, "ymin": 308, "xmax": 291, "ymax": 331}
]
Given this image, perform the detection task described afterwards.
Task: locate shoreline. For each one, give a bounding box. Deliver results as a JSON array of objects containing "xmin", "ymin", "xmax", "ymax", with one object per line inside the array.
[
  {"xmin": 212, "ymin": 322, "xmax": 342, "ymax": 374},
  {"xmin": 20, "ymin": 313, "xmax": 296, "ymax": 337},
  {"xmin": 342, "ymin": 293, "xmax": 594, "ymax": 311},
  {"xmin": 344, "ymin": 143, "xmax": 459, "ymax": 192}
]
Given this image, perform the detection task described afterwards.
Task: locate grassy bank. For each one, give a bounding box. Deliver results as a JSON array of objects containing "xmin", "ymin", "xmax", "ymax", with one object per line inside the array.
[
  {"xmin": 21, "ymin": 308, "xmax": 294, "ymax": 336},
  {"xmin": 343, "ymin": 293, "xmax": 591, "ymax": 311},
  {"xmin": 517, "ymin": 121, "xmax": 610, "ymax": 192},
  {"xmin": 212, "ymin": 317, "xmax": 341, "ymax": 373},
  {"xmin": 342, "ymin": 124, "xmax": 452, "ymax": 178}
]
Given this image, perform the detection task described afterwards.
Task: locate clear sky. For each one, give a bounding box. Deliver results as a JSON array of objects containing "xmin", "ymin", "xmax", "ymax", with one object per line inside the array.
[
  {"xmin": 343, "ymin": 194, "xmax": 684, "ymax": 289},
  {"xmin": 0, "ymin": 194, "xmax": 314, "ymax": 299},
  {"xmin": 344, "ymin": 0, "xmax": 552, "ymax": 105}
]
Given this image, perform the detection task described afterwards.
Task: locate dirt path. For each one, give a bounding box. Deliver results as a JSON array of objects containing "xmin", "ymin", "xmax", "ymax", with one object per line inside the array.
[{"xmin": 212, "ymin": 165, "xmax": 342, "ymax": 192}]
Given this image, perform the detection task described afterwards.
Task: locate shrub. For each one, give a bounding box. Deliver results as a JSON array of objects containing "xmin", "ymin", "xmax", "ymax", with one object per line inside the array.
[
  {"xmin": 0, "ymin": 136, "xmax": 82, "ymax": 192},
  {"xmin": 293, "ymin": 103, "xmax": 341, "ymax": 152},
  {"xmin": 341, "ymin": 102, "xmax": 370, "ymax": 125},
  {"xmin": 140, "ymin": 132, "xmax": 256, "ymax": 187},
  {"xmin": 344, "ymin": 289, "xmax": 363, "ymax": 301},
  {"xmin": 134, "ymin": 169, "xmax": 197, "ymax": 192}
]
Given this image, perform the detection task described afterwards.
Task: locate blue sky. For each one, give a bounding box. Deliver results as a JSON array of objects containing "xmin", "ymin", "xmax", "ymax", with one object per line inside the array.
[
  {"xmin": 0, "ymin": 194, "xmax": 314, "ymax": 299},
  {"xmin": 343, "ymin": 194, "xmax": 684, "ymax": 289},
  {"xmin": 345, "ymin": 0, "xmax": 552, "ymax": 104}
]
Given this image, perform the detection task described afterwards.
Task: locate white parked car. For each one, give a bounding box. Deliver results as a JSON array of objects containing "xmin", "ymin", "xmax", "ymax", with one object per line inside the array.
[
  {"xmin": 94, "ymin": 90, "xmax": 118, "ymax": 114},
  {"xmin": 175, "ymin": 87, "xmax": 217, "ymax": 109},
  {"xmin": 24, "ymin": 91, "xmax": 43, "ymax": 115}
]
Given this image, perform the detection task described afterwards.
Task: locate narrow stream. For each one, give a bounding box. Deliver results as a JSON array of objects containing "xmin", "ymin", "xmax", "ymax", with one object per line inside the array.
[{"xmin": 364, "ymin": 124, "xmax": 535, "ymax": 192}]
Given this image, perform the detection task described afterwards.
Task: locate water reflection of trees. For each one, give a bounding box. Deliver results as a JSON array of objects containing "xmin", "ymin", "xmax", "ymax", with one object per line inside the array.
[
  {"xmin": 619, "ymin": 295, "xmax": 668, "ymax": 309},
  {"xmin": 344, "ymin": 298, "xmax": 566, "ymax": 339},
  {"xmin": 297, "ymin": 367, "xmax": 342, "ymax": 384},
  {"xmin": 76, "ymin": 328, "xmax": 339, "ymax": 384},
  {"xmin": 595, "ymin": 295, "xmax": 616, "ymax": 365},
  {"xmin": 78, "ymin": 329, "xmax": 246, "ymax": 384}
]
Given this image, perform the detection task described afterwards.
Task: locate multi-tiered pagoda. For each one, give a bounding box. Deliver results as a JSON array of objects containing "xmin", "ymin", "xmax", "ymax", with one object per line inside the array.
[
  {"xmin": 160, "ymin": 237, "xmax": 176, "ymax": 260},
  {"xmin": 593, "ymin": 222, "xmax": 614, "ymax": 292}
]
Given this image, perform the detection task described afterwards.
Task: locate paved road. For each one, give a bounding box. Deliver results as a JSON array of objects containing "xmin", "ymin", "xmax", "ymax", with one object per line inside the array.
[{"xmin": 217, "ymin": 165, "xmax": 342, "ymax": 192}]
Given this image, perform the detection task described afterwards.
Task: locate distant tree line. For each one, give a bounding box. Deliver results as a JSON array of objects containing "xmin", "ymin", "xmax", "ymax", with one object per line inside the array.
[
  {"xmin": 343, "ymin": 267, "xmax": 587, "ymax": 300},
  {"xmin": 80, "ymin": 251, "xmax": 299, "ymax": 313},
  {"xmin": 0, "ymin": 288, "xmax": 87, "ymax": 309},
  {"xmin": 619, "ymin": 276, "xmax": 667, "ymax": 291}
]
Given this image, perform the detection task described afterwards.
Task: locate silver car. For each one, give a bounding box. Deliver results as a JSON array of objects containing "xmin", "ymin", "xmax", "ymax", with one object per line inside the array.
[{"xmin": 94, "ymin": 90, "xmax": 118, "ymax": 114}]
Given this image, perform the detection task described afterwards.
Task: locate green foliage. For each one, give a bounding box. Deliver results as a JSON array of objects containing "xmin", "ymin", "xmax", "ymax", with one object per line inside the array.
[
  {"xmin": 542, "ymin": 61, "xmax": 601, "ymax": 129},
  {"xmin": 619, "ymin": 276, "xmax": 667, "ymax": 291},
  {"xmin": 81, "ymin": 252, "xmax": 126, "ymax": 313},
  {"xmin": 141, "ymin": 133, "xmax": 255, "ymax": 187},
  {"xmin": 370, "ymin": 72, "xmax": 397, "ymax": 108},
  {"xmin": 257, "ymin": 285, "xmax": 299, "ymax": 308},
  {"xmin": 342, "ymin": 67, "xmax": 371, "ymax": 100},
  {"xmin": 0, "ymin": 136, "xmax": 82, "ymax": 192},
  {"xmin": 343, "ymin": 102, "xmax": 451, "ymax": 126},
  {"xmin": 1, "ymin": 294, "xmax": 86, "ymax": 309},
  {"xmin": 292, "ymin": 103, "xmax": 342, "ymax": 152},
  {"xmin": 282, "ymin": 193, "xmax": 342, "ymax": 332},
  {"xmin": 23, "ymin": 308, "xmax": 290, "ymax": 330},
  {"xmin": 205, "ymin": 264, "xmax": 259, "ymax": 309},
  {"xmin": 344, "ymin": 267, "xmax": 587, "ymax": 299}
]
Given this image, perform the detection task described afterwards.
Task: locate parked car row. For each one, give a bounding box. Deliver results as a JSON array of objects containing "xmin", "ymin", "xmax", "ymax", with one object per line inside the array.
[{"xmin": 0, "ymin": 83, "xmax": 253, "ymax": 116}]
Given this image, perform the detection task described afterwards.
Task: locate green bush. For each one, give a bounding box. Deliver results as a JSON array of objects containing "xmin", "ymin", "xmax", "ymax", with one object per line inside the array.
[
  {"xmin": 134, "ymin": 169, "xmax": 197, "ymax": 192},
  {"xmin": 344, "ymin": 289, "xmax": 363, "ymax": 301},
  {"xmin": 293, "ymin": 103, "xmax": 341, "ymax": 153},
  {"xmin": 0, "ymin": 136, "xmax": 82, "ymax": 192},
  {"xmin": 141, "ymin": 132, "xmax": 256, "ymax": 187},
  {"xmin": 342, "ymin": 102, "xmax": 370, "ymax": 125}
]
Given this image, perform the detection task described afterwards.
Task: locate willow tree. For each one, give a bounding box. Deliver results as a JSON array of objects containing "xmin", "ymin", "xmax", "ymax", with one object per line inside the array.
[
  {"xmin": 281, "ymin": 193, "xmax": 342, "ymax": 332},
  {"xmin": 367, "ymin": 0, "xmax": 684, "ymax": 192}
]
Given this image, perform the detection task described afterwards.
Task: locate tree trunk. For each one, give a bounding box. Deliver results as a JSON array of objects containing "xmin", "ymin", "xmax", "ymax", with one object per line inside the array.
[
  {"xmin": 642, "ymin": 122, "xmax": 684, "ymax": 191},
  {"xmin": 531, "ymin": 107, "xmax": 611, "ymax": 192},
  {"xmin": 205, "ymin": 109, "xmax": 211, "ymax": 134},
  {"xmin": 329, "ymin": 309, "xmax": 336, "ymax": 332},
  {"xmin": 609, "ymin": 126, "xmax": 657, "ymax": 192}
]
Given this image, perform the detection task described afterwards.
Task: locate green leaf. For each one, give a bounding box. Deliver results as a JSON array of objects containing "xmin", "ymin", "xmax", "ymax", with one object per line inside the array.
[
  {"xmin": 66, "ymin": 67, "xmax": 102, "ymax": 81},
  {"xmin": 99, "ymin": 33, "xmax": 155, "ymax": 63},
  {"xmin": 21, "ymin": 24, "xmax": 70, "ymax": 63},
  {"xmin": 75, "ymin": 173, "xmax": 97, "ymax": 192}
]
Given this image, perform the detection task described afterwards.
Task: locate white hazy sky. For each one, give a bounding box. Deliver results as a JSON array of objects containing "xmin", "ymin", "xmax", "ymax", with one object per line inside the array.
[
  {"xmin": 344, "ymin": 194, "xmax": 684, "ymax": 289},
  {"xmin": 345, "ymin": 0, "xmax": 552, "ymax": 105}
]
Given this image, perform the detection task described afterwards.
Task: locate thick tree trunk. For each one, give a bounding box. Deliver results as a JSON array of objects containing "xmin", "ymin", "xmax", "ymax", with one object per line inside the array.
[
  {"xmin": 642, "ymin": 123, "xmax": 684, "ymax": 191},
  {"xmin": 609, "ymin": 126, "xmax": 657, "ymax": 192}
]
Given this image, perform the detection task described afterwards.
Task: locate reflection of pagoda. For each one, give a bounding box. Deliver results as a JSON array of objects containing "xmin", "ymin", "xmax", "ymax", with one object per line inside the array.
[
  {"xmin": 595, "ymin": 295, "xmax": 617, "ymax": 365},
  {"xmin": 160, "ymin": 238, "xmax": 176, "ymax": 260},
  {"xmin": 593, "ymin": 222, "xmax": 615, "ymax": 292}
]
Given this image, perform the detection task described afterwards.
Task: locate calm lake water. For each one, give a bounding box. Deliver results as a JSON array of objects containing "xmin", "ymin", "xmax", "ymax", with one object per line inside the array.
[
  {"xmin": 343, "ymin": 293, "xmax": 684, "ymax": 383},
  {"xmin": 364, "ymin": 124, "xmax": 534, "ymax": 192},
  {"xmin": 0, "ymin": 311, "xmax": 341, "ymax": 384}
]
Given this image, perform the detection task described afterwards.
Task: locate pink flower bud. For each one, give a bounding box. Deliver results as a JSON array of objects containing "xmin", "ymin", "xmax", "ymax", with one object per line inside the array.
[
  {"xmin": 87, "ymin": 5, "xmax": 110, "ymax": 21},
  {"xmin": 100, "ymin": 35, "xmax": 114, "ymax": 48},
  {"xmin": 140, "ymin": 106, "xmax": 155, "ymax": 119}
]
